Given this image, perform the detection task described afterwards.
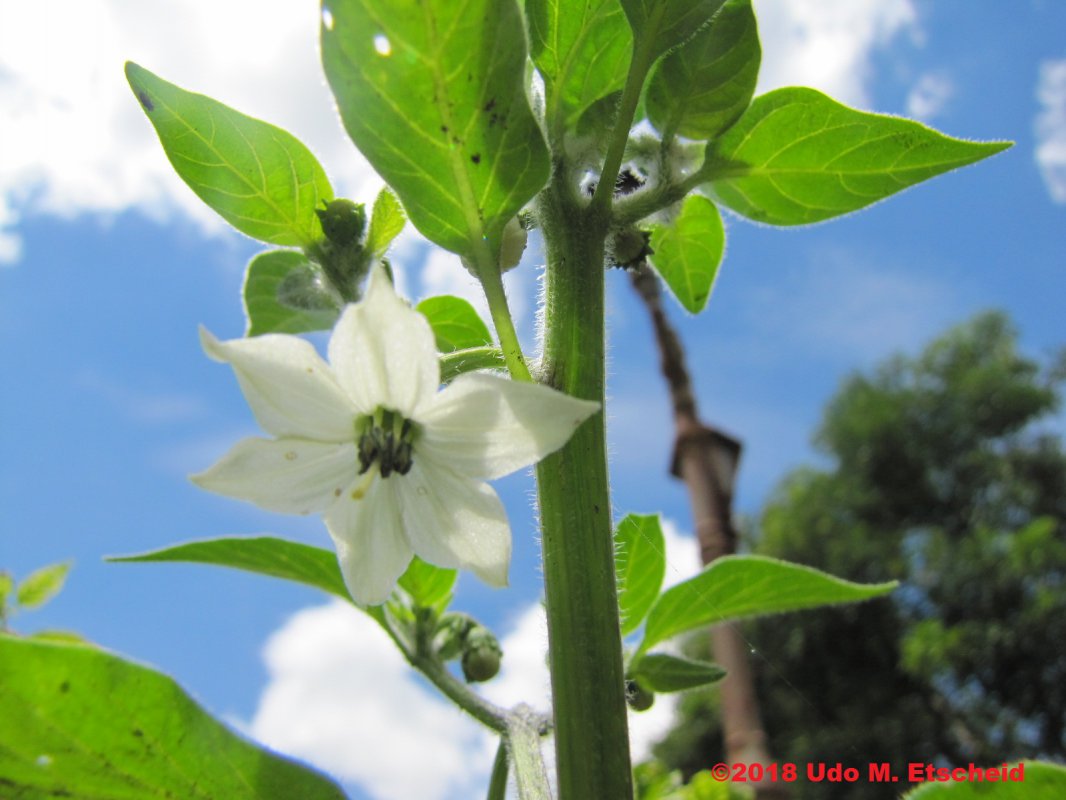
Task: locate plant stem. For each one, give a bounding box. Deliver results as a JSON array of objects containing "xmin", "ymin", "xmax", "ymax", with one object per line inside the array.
[
  {"xmin": 368, "ymin": 609, "xmax": 511, "ymax": 734},
  {"xmin": 479, "ymin": 264, "xmax": 533, "ymax": 383},
  {"xmin": 487, "ymin": 738, "xmax": 509, "ymax": 800},
  {"xmin": 535, "ymin": 186, "xmax": 634, "ymax": 799},
  {"xmin": 507, "ymin": 705, "xmax": 553, "ymax": 800},
  {"xmin": 589, "ymin": 41, "xmax": 651, "ymax": 217}
]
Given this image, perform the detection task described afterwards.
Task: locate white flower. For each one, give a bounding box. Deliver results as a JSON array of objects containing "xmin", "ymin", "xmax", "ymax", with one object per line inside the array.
[{"xmin": 192, "ymin": 267, "xmax": 599, "ymax": 605}]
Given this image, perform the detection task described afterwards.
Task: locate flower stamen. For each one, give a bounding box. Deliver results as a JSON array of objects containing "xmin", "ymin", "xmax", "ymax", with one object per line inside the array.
[{"xmin": 356, "ymin": 408, "xmax": 417, "ymax": 480}]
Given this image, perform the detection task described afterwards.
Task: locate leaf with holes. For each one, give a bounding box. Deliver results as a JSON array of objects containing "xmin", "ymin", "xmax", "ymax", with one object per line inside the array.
[
  {"xmin": 321, "ymin": 0, "xmax": 549, "ymax": 260},
  {"xmin": 243, "ymin": 250, "xmax": 340, "ymax": 336},
  {"xmin": 648, "ymin": 194, "xmax": 725, "ymax": 313},
  {"xmin": 126, "ymin": 62, "xmax": 333, "ymax": 247},
  {"xmin": 615, "ymin": 514, "xmax": 666, "ymax": 635},
  {"xmin": 628, "ymin": 653, "xmax": 726, "ymax": 693},
  {"xmin": 620, "ymin": 0, "xmax": 726, "ymax": 65},
  {"xmin": 637, "ymin": 555, "xmax": 897, "ymax": 656},
  {"xmin": 702, "ymin": 87, "xmax": 1011, "ymax": 226},
  {"xmin": 527, "ymin": 0, "xmax": 632, "ymax": 136},
  {"xmin": 645, "ymin": 0, "xmax": 759, "ymax": 141},
  {"xmin": 366, "ymin": 187, "xmax": 406, "ymax": 257},
  {"xmin": 0, "ymin": 635, "xmax": 347, "ymax": 799},
  {"xmin": 417, "ymin": 295, "xmax": 494, "ymax": 352}
]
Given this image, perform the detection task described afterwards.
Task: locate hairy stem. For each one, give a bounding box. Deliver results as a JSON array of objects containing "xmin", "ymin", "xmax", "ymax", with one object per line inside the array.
[
  {"xmin": 486, "ymin": 738, "xmax": 509, "ymax": 800},
  {"xmin": 480, "ymin": 263, "xmax": 533, "ymax": 383},
  {"xmin": 535, "ymin": 185, "xmax": 633, "ymax": 799}
]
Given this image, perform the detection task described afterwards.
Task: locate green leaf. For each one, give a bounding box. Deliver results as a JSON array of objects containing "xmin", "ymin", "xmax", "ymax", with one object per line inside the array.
[
  {"xmin": 620, "ymin": 0, "xmax": 726, "ymax": 64},
  {"xmin": 439, "ymin": 346, "xmax": 507, "ymax": 382},
  {"xmin": 321, "ymin": 0, "xmax": 549, "ymax": 258},
  {"xmin": 0, "ymin": 571, "xmax": 12, "ymax": 603},
  {"xmin": 645, "ymin": 0, "xmax": 759, "ymax": 141},
  {"xmin": 648, "ymin": 194, "xmax": 725, "ymax": 313},
  {"xmin": 397, "ymin": 557, "xmax": 457, "ymax": 609},
  {"xmin": 0, "ymin": 635, "xmax": 347, "ymax": 799},
  {"xmin": 527, "ymin": 0, "xmax": 632, "ymax": 135},
  {"xmin": 629, "ymin": 653, "xmax": 726, "ymax": 692},
  {"xmin": 417, "ymin": 295, "xmax": 494, "ymax": 352},
  {"xmin": 615, "ymin": 514, "xmax": 666, "ymax": 635},
  {"xmin": 365, "ymin": 187, "xmax": 407, "ymax": 257},
  {"xmin": 702, "ymin": 87, "xmax": 1012, "ymax": 226},
  {"xmin": 243, "ymin": 250, "xmax": 340, "ymax": 336},
  {"xmin": 639, "ymin": 555, "xmax": 897, "ymax": 655},
  {"xmin": 109, "ymin": 536, "xmax": 352, "ymax": 602},
  {"xmin": 125, "ymin": 62, "xmax": 333, "ymax": 247},
  {"xmin": 15, "ymin": 562, "xmax": 71, "ymax": 610},
  {"xmin": 902, "ymin": 762, "xmax": 1066, "ymax": 799}
]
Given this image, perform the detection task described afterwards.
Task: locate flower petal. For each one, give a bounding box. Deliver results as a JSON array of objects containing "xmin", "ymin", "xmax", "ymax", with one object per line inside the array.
[
  {"xmin": 201, "ymin": 327, "xmax": 354, "ymax": 441},
  {"xmin": 191, "ymin": 437, "xmax": 356, "ymax": 514},
  {"xmin": 325, "ymin": 476, "xmax": 413, "ymax": 605},
  {"xmin": 417, "ymin": 372, "xmax": 600, "ymax": 480},
  {"xmin": 327, "ymin": 265, "xmax": 439, "ymax": 417},
  {"xmin": 397, "ymin": 460, "xmax": 511, "ymax": 589}
]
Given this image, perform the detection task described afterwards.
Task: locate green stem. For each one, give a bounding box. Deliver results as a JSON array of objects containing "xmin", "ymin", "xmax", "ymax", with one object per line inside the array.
[
  {"xmin": 535, "ymin": 187, "xmax": 634, "ymax": 799},
  {"xmin": 614, "ymin": 167, "xmax": 709, "ymax": 228},
  {"xmin": 589, "ymin": 37, "xmax": 655, "ymax": 217},
  {"xmin": 507, "ymin": 706, "xmax": 553, "ymax": 800},
  {"xmin": 368, "ymin": 609, "xmax": 510, "ymax": 734},
  {"xmin": 479, "ymin": 265, "xmax": 533, "ymax": 383},
  {"xmin": 486, "ymin": 738, "xmax": 509, "ymax": 800}
]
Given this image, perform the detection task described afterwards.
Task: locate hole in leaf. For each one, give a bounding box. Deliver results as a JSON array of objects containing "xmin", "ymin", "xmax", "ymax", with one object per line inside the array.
[
  {"xmin": 36, "ymin": 754, "xmax": 53, "ymax": 767},
  {"xmin": 321, "ymin": 7, "xmax": 334, "ymax": 30},
  {"xmin": 374, "ymin": 34, "xmax": 391, "ymax": 56}
]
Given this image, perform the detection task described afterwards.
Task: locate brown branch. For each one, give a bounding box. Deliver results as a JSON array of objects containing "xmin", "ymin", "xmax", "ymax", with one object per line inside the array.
[{"xmin": 629, "ymin": 263, "xmax": 788, "ymax": 799}]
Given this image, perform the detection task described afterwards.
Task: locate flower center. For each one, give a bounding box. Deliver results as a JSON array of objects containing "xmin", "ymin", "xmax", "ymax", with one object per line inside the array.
[{"xmin": 355, "ymin": 408, "xmax": 418, "ymax": 479}]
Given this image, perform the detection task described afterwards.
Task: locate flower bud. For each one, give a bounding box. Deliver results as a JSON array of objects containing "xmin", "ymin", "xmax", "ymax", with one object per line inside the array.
[
  {"xmin": 433, "ymin": 612, "xmax": 476, "ymax": 661},
  {"xmin": 316, "ymin": 199, "xmax": 366, "ymax": 247},
  {"xmin": 625, "ymin": 679, "xmax": 655, "ymax": 712},
  {"xmin": 461, "ymin": 626, "xmax": 502, "ymax": 683},
  {"xmin": 499, "ymin": 216, "xmax": 528, "ymax": 271}
]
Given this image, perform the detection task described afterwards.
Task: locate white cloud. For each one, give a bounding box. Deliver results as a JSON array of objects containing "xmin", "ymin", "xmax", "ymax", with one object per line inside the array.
[
  {"xmin": 248, "ymin": 523, "xmax": 704, "ymax": 798},
  {"xmin": 907, "ymin": 71, "xmax": 954, "ymax": 120},
  {"xmin": 1035, "ymin": 59, "xmax": 1066, "ymax": 203},
  {"xmin": 753, "ymin": 0, "xmax": 919, "ymax": 107},
  {"xmin": 251, "ymin": 602, "xmax": 491, "ymax": 800},
  {"xmin": 0, "ymin": 0, "xmax": 924, "ymax": 263},
  {"xmin": 0, "ymin": 0, "xmax": 378, "ymax": 263}
]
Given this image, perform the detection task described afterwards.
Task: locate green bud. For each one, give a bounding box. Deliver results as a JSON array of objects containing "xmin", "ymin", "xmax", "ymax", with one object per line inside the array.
[
  {"xmin": 433, "ymin": 612, "xmax": 476, "ymax": 661},
  {"xmin": 609, "ymin": 228, "xmax": 652, "ymax": 269},
  {"xmin": 499, "ymin": 216, "xmax": 528, "ymax": 271},
  {"xmin": 316, "ymin": 199, "xmax": 366, "ymax": 247},
  {"xmin": 461, "ymin": 627, "xmax": 502, "ymax": 683},
  {"xmin": 625, "ymin": 679, "xmax": 655, "ymax": 712}
]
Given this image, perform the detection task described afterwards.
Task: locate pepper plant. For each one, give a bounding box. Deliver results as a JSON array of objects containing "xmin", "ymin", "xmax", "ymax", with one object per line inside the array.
[{"xmin": 0, "ymin": 1, "xmax": 1010, "ymax": 798}]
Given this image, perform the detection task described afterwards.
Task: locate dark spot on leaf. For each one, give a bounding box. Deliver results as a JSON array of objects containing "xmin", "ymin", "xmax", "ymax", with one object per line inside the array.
[
  {"xmin": 136, "ymin": 90, "xmax": 154, "ymax": 112},
  {"xmin": 483, "ymin": 97, "xmax": 496, "ymax": 113},
  {"xmin": 440, "ymin": 124, "xmax": 448, "ymax": 133},
  {"xmin": 470, "ymin": 153, "xmax": 481, "ymax": 165},
  {"xmin": 59, "ymin": 681, "xmax": 70, "ymax": 693},
  {"xmin": 452, "ymin": 135, "xmax": 462, "ymax": 145},
  {"xmin": 132, "ymin": 728, "xmax": 144, "ymax": 738}
]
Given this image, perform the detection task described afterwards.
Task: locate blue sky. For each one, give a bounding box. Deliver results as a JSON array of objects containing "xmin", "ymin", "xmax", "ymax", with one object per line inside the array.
[{"xmin": 2, "ymin": 2, "xmax": 1065, "ymax": 798}]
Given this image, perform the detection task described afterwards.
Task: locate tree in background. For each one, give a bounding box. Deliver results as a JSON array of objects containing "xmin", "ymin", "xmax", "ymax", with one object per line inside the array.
[{"xmin": 653, "ymin": 311, "xmax": 1066, "ymax": 798}]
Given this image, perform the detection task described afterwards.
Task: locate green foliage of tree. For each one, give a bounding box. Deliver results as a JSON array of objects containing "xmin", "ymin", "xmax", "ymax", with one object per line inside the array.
[{"xmin": 653, "ymin": 312, "xmax": 1066, "ymax": 798}]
